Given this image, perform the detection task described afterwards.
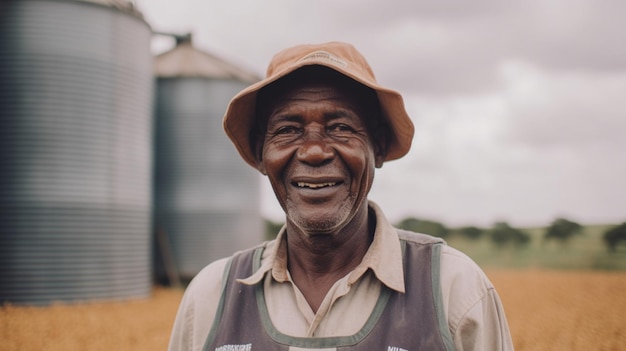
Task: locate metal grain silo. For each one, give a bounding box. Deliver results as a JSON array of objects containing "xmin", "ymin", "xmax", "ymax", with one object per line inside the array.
[
  {"xmin": 153, "ymin": 36, "xmax": 263, "ymax": 282},
  {"xmin": 0, "ymin": 0, "xmax": 154, "ymax": 304}
]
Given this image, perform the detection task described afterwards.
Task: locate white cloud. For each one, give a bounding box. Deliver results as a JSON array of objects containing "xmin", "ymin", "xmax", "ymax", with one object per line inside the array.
[
  {"xmin": 371, "ymin": 59, "xmax": 626, "ymax": 227},
  {"xmin": 500, "ymin": 61, "xmax": 626, "ymax": 147}
]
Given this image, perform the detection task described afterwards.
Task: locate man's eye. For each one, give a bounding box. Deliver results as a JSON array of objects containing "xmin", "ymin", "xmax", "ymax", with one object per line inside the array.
[
  {"xmin": 328, "ymin": 124, "xmax": 354, "ymax": 133},
  {"xmin": 275, "ymin": 126, "xmax": 300, "ymax": 134}
]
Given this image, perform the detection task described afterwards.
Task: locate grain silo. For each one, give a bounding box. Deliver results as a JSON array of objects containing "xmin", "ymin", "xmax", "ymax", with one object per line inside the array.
[
  {"xmin": 0, "ymin": 0, "xmax": 154, "ymax": 304},
  {"xmin": 153, "ymin": 35, "xmax": 263, "ymax": 283}
]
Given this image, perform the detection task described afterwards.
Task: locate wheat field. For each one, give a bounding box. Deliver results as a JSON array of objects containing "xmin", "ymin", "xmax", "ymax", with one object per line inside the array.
[
  {"xmin": 488, "ymin": 269, "xmax": 626, "ymax": 351},
  {"xmin": 1, "ymin": 270, "xmax": 625, "ymax": 350}
]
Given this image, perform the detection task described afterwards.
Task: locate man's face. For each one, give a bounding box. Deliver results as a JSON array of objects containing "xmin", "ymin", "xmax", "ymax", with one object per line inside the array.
[{"xmin": 258, "ymin": 81, "xmax": 384, "ymax": 235}]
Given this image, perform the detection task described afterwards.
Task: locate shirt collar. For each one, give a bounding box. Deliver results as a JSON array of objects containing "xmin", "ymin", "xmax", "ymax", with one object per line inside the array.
[{"xmin": 238, "ymin": 200, "xmax": 405, "ymax": 293}]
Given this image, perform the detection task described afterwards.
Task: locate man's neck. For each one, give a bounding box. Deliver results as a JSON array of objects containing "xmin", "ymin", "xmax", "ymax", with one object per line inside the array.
[{"xmin": 284, "ymin": 205, "xmax": 375, "ymax": 312}]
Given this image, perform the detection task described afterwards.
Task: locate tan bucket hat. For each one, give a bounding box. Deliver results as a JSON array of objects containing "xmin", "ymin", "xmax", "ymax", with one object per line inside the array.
[{"xmin": 222, "ymin": 41, "xmax": 415, "ymax": 169}]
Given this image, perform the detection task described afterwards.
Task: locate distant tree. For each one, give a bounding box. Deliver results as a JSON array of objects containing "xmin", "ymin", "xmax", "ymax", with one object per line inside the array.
[
  {"xmin": 603, "ymin": 222, "xmax": 626, "ymax": 252},
  {"xmin": 544, "ymin": 218, "xmax": 583, "ymax": 244},
  {"xmin": 459, "ymin": 226, "xmax": 484, "ymax": 240},
  {"xmin": 264, "ymin": 219, "xmax": 284, "ymax": 240},
  {"xmin": 490, "ymin": 221, "xmax": 530, "ymax": 248},
  {"xmin": 397, "ymin": 217, "xmax": 450, "ymax": 238},
  {"xmin": 397, "ymin": 217, "xmax": 420, "ymax": 232}
]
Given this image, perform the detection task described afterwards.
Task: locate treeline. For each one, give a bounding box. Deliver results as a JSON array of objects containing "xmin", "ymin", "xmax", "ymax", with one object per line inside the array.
[
  {"xmin": 263, "ymin": 218, "xmax": 626, "ymax": 253},
  {"xmin": 396, "ymin": 217, "xmax": 626, "ymax": 253}
]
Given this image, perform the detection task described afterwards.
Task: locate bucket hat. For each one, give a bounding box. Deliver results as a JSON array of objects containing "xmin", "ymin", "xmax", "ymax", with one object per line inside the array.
[{"xmin": 222, "ymin": 41, "xmax": 414, "ymax": 169}]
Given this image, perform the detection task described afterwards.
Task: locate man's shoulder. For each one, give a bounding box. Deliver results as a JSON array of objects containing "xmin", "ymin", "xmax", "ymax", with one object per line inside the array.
[
  {"xmin": 438, "ymin": 243, "xmax": 495, "ymax": 294},
  {"xmin": 186, "ymin": 241, "xmax": 270, "ymax": 296},
  {"xmin": 394, "ymin": 228, "xmax": 493, "ymax": 288},
  {"xmin": 185, "ymin": 256, "xmax": 231, "ymax": 298},
  {"xmin": 395, "ymin": 228, "xmax": 446, "ymax": 246}
]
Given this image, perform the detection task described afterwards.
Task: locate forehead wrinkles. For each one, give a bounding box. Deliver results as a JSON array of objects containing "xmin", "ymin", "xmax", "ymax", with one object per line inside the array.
[{"xmin": 268, "ymin": 85, "xmax": 364, "ymax": 119}]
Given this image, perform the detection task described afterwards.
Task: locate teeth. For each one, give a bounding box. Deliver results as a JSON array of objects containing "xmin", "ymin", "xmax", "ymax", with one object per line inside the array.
[{"xmin": 297, "ymin": 182, "xmax": 336, "ymax": 189}]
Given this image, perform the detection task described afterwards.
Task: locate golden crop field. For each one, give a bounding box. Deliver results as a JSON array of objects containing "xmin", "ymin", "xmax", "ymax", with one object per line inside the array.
[
  {"xmin": 1, "ymin": 269, "xmax": 625, "ymax": 350},
  {"xmin": 488, "ymin": 269, "xmax": 626, "ymax": 351}
]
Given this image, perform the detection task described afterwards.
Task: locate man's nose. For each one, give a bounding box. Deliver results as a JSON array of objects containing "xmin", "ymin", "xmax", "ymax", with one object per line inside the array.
[{"xmin": 296, "ymin": 130, "xmax": 334, "ymax": 165}]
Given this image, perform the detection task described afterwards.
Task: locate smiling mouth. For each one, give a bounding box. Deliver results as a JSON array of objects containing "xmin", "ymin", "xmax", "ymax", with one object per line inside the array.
[{"xmin": 295, "ymin": 182, "xmax": 338, "ymax": 189}]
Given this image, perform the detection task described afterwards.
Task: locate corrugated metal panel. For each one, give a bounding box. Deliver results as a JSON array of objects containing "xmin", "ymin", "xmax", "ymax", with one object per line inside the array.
[
  {"xmin": 0, "ymin": 0, "xmax": 154, "ymax": 304},
  {"xmin": 153, "ymin": 77, "xmax": 264, "ymax": 280}
]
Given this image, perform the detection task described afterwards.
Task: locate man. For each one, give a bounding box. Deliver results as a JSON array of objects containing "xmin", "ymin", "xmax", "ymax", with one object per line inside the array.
[{"xmin": 168, "ymin": 42, "xmax": 514, "ymax": 351}]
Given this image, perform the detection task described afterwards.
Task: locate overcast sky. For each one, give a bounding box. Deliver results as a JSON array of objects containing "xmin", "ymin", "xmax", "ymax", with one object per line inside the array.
[{"xmin": 136, "ymin": 0, "xmax": 626, "ymax": 228}]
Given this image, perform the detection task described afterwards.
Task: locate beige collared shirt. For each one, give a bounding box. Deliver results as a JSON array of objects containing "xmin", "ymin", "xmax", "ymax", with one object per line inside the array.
[{"xmin": 168, "ymin": 201, "xmax": 514, "ymax": 351}]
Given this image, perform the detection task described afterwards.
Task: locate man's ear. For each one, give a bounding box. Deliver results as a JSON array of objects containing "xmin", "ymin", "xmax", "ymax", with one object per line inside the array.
[
  {"xmin": 373, "ymin": 132, "xmax": 388, "ymax": 168},
  {"xmin": 374, "ymin": 148, "xmax": 385, "ymax": 168},
  {"xmin": 253, "ymin": 134, "xmax": 267, "ymax": 175},
  {"xmin": 257, "ymin": 159, "xmax": 267, "ymax": 175}
]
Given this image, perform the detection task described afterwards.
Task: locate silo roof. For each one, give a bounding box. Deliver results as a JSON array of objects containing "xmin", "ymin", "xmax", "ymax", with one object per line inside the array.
[
  {"xmin": 78, "ymin": 0, "xmax": 145, "ymax": 19},
  {"xmin": 155, "ymin": 40, "xmax": 261, "ymax": 83}
]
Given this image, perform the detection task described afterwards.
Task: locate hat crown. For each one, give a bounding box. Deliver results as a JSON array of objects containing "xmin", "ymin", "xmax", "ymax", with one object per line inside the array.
[{"xmin": 266, "ymin": 42, "xmax": 378, "ymax": 86}]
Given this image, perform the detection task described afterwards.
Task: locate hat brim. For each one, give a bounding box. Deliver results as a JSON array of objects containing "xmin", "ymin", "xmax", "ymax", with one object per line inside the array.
[{"xmin": 223, "ymin": 59, "xmax": 414, "ymax": 170}]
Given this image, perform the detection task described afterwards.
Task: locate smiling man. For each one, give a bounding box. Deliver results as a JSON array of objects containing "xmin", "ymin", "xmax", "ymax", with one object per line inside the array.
[{"xmin": 168, "ymin": 42, "xmax": 514, "ymax": 351}]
